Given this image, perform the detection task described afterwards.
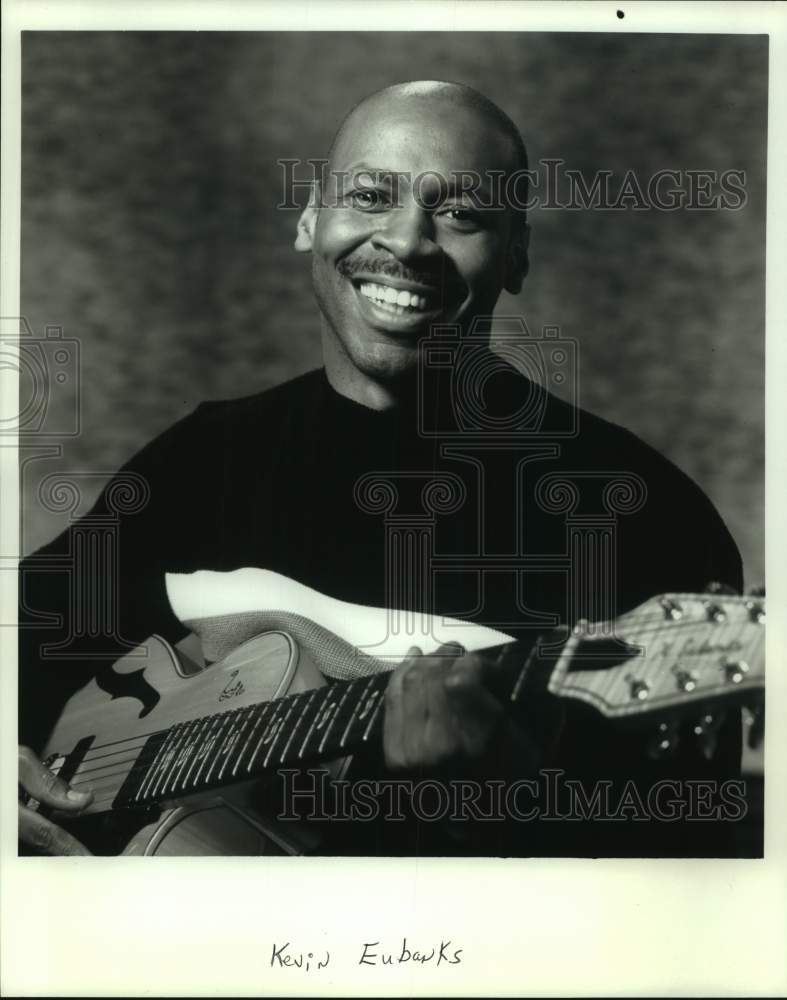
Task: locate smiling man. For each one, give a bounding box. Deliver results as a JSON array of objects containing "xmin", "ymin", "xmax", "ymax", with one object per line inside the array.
[
  {"xmin": 18, "ymin": 81, "xmax": 748, "ymax": 858},
  {"xmin": 297, "ymin": 82, "xmax": 528, "ymax": 405}
]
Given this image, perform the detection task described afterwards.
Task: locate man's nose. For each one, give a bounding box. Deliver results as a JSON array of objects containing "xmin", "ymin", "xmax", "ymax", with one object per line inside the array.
[{"xmin": 370, "ymin": 203, "xmax": 441, "ymax": 264}]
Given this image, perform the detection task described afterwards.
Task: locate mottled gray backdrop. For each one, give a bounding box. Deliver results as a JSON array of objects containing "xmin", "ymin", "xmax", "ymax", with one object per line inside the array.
[{"xmin": 20, "ymin": 32, "xmax": 766, "ymax": 587}]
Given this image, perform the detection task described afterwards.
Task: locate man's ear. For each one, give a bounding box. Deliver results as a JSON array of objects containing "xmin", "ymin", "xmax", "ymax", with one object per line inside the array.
[
  {"xmin": 503, "ymin": 220, "xmax": 530, "ymax": 294},
  {"xmin": 294, "ymin": 182, "xmax": 320, "ymax": 253}
]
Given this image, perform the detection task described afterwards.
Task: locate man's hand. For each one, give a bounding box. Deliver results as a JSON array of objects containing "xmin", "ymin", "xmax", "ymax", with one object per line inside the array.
[
  {"xmin": 383, "ymin": 642, "xmax": 562, "ymax": 779},
  {"xmin": 18, "ymin": 745, "xmax": 93, "ymax": 856}
]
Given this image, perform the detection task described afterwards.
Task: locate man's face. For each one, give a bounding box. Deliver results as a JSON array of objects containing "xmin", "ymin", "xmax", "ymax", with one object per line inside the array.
[{"xmin": 296, "ymin": 97, "xmax": 528, "ymax": 383}]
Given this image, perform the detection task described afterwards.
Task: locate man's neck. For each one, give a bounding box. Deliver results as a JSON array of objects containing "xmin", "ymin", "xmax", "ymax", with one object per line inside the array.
[
  {"xmin": 321, "ymin": 330, "xmax": 418, "ymax": 412},
  {"xmin": 323, "ymin": 364, "xmax": 403, "ymax": 410}
]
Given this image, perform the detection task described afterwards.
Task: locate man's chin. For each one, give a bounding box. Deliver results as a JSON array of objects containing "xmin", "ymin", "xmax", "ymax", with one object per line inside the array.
[{"xmin": 351, "ymin": 339, "xmax": 422, "ymax": 383}]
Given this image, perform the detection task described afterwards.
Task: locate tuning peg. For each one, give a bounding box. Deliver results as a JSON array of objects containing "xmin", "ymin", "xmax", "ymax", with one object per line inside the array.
[
  {"xmin": 659, "ymin": 597, "xmax": 683, "ymax": 621},
  {"xmin": 745, "ymin": 584, "xmax": 766, "ymax": 623},
  {"xmin": 647, "ymin": 720, "xmax": 679, "ymax": 760},
  {"xmin": 744, "ymin": 598, "xmax": 766, "ymax": 624},
  {"xmin": 703, "ymin": 600, "xmax": 727, "ymax": 623},
  {"xmin": 693, "ymin": 710, "xmax": 726, "ymax": 760}
]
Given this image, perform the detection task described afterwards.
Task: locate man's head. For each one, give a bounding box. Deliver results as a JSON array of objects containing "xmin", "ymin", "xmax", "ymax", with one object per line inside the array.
[{"xmin": 295, "ymin": 81, "xmax": 530, "ymax": 403}]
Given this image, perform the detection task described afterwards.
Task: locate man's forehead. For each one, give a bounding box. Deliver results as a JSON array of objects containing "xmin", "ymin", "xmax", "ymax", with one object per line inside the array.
[{"xmin": 328, "ymin": 95, "xmax": 519, "ymax": 177}]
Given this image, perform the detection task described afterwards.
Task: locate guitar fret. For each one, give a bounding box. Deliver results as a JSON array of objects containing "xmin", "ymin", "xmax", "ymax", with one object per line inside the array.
[
  {"xmin": 233, "ymin": 702, "xmax": 276, "ymax": 776},
  {"xmin": 297, "ymin": 683, "xmax": 346, "ymax": 761},
  {"xmin": 189, "ymin": 713, "xmax": 229, "ymax": 790},
  {"xmin": 112, "ymin": 730, "xmax": 168, "ymax": 809},
  {"xmin": 215, "ymin": 708, "xmax": 253, "ymax": 780},
  {"xmin": 261, "ymin": 697, "xmax": 299, "ymax": 769},
  {"xmin": 361, "ymin": 682, "xmax": 387, "ymax": 741},
  {"xmin": 277, "ymin": 689, "xmax": 322, "ymax": 765},
  {"xmin": 218, "ymin": 707, "xmax": 256, "ymax": 782},
  {"xmin": 143, "ymin": 725, "xmax": 185, "ymax": 802},
  {"xmin": 118, "ymin": 731, "xmax": 170, "ymax": 805},
  {"xmin": 339, "ymin": 676, "xmax": 385, "ymax": 749},
  {"xmin": 316, "ymin": 681, "xmax": 354, "ymax": 755},
  {"xmin": 160, "ymin": 719, "xmax": 201, "ymax": 797},
  {"xmin": 178, "ymin": 714, "xmax": 216, "ymax": 791},
  {"xmin": 510, "ymin": 642, "xmax": 539, "ymax": 703},
  {"xmin": 201, "ymin": 710, "xmax": 242, "ymax": 787},
  {"xmin": 247, "ymin": 698, "xmax": 291, "ymax": 773},
  {"xmin": 167, "ymin": 720, "xmax": 208, "ymax": 798},
  {"xmin": 157, "ymin": 722, "xmax": 196, "ymax": 799},
  {"xmin": 179, "ymin": 714, "xmax": 221, "ymax": 791}
]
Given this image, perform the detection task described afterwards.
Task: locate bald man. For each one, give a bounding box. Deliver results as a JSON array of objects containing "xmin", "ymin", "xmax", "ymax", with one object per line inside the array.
[{"xmin": 19, "ymin": 82, "xmax": 744, "ymax": 857}]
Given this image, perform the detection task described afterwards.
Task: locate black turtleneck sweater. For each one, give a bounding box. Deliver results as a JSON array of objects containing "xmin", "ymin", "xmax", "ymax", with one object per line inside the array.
[{"xmin": 19, "ymin": 362, "xmax": 746, "ymax": 856}]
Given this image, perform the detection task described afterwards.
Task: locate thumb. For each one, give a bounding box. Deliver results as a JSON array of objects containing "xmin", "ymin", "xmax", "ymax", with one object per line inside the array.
[{"xmin": 18, "ymin": 746, "xmax": 93, "ymax": 813}]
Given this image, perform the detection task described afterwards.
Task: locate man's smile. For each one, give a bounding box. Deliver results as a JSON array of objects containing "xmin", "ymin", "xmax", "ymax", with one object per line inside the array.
[
  {"xmin": 346, "ymin": 271, "xmax": 464, "ymax": 335},
  {"xmin": 359, "ymin": 280, "xmax": 433, "ymax": 312}
]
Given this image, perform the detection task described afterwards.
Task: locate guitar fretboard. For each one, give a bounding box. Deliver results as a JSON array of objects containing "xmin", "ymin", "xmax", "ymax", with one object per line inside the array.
[
  {"xmin": 114, "ymin": 671, "xmax": 391, "ymax": 809},
  {"xmin": 49, "ymin": 592, "xmax": 766, "ymax": 818}
]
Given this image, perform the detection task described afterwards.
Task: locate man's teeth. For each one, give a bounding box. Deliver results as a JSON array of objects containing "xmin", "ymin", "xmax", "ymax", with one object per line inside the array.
[{"xmin": 358, "ymin": 281, "xmax": 431, "ymax": 313}]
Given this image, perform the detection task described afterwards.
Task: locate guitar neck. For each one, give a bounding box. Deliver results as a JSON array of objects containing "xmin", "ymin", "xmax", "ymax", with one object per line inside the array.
[
  {"xmin": 111, "ymin": 642, "xmax": 533, "ymax": 810},
  {"xmin": 54, "ymin": 590, "xmax": 766, "ymax": 817},
  {"xmin": 113, "ymin": 638, "xmax": 545, "ymax": 811}
]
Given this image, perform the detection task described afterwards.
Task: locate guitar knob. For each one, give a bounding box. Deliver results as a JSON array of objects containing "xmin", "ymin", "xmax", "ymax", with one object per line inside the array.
[
  {"xmin": 723, "ymin": 660, "xmax": 749, "ymax": 684},
  {"xmin": 647, "ymin": 720, "xmax": 679, "ymax": 760},
  {"xmin": 693, "ymin": 710, "xmax": 725, "ymax": 760},
  {"xmin": 745, "ymin": 697, "xmax": 765, "ymax": 749},
  {"xmin": 629, "ymin": 679, "xmax": 650, "ymax": 701}
]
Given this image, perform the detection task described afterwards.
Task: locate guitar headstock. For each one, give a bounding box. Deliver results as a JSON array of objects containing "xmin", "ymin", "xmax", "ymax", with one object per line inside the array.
[{"xmin": 546, "ymin": 592, "xmax": 765, "ymax": 734}]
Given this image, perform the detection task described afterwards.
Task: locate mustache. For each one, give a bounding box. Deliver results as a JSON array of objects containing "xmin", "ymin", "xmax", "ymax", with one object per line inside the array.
[{"xmin": 337, "ymin": 254, "xmax": 463, "ymax": 292}]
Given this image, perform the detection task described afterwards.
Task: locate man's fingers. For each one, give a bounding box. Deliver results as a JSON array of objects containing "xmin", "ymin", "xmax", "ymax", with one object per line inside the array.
[
  {"xmin": 19, "ymin": 805, "xmax": 92, "ymax": 857},
  {"xmin": 383, "ymin": 644, "xmax": 514, "ymax": 773},
  {"xmin": 18, "ymin": 746, "xmax": 93, "ymax": 813},
  {"xmin": 384, "ymin": 646, "xmax": 422, "ymax": 770},
  {"xmin": 443, "ymin": 658, "xmax": 505, "ymax": 756}
]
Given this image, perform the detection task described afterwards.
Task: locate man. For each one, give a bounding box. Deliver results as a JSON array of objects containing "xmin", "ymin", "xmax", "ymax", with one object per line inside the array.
[{"xmin": 18, "ymin": 81, "xmax": 744, "ymax": 856}]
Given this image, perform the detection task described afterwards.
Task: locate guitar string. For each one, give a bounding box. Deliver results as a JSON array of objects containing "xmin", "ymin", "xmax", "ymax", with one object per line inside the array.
[
  {"xmin": 63, "ymin": 668, "xmax": 765, "ymax": 815},
  {"xmin": 50, "ymin": 613, "xmax": 764, "ymax": 769},
  {"xmin": 45, "ymin": 615, "xmax": 764, "ymax": 794},
  {"xmin": 59, "ymin": 681, "xmax": 385, "ymax": 791},
  {"xmin": 62, "ymin": 703, "xmax": 370, "ymax": 791}
]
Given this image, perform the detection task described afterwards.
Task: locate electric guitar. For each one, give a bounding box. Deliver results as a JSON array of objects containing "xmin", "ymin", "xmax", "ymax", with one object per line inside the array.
[{"xmin": 30, "ymin": 589, "xmax": 765, "ymax": 856}]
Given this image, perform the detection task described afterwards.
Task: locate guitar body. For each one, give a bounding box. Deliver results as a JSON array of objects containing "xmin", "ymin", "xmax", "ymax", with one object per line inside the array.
[{"xmin": 41, "ymin": 631, "xmax": 338, "ymax": 855}]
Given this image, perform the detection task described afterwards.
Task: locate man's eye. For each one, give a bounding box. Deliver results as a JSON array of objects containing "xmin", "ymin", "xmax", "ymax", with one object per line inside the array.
[
  {"xmin": 440, "ymin": 206, "xmax": 482, "ymax": 228},
  {"xmin": 349, "ymin": 188, "xmax": 390, "ymax": 211}
]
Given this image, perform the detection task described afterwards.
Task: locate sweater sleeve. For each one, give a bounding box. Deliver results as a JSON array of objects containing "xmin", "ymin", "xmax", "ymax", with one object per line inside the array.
[{"xmin": 18, "ymin": 404, "xmax": 211, "ymax": 752}]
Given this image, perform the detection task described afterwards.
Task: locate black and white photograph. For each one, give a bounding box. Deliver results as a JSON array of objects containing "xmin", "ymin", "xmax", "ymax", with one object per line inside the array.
[{"xmin": 2, "ymin": 1, "xmax": 785, "ymax": 996}]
